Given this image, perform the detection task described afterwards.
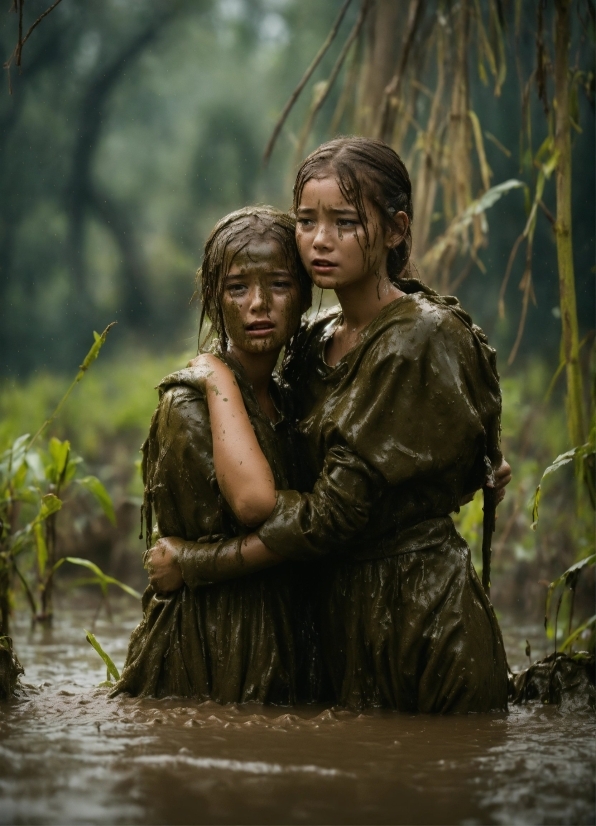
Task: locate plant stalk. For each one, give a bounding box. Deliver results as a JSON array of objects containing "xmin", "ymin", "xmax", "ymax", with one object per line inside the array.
[{"xmin": 554, "ymin": 0, "xmax": 585, "ymax": 448}]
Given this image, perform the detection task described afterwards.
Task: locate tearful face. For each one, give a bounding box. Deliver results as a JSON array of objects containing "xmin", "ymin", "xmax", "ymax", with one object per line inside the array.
[
  {"xmin": 221, "ymin": 237, "xmax": 302, "ymax": 355},
  {"xmin": 295, "ymin": 176, "xmax": 396, "ymax": 293}
]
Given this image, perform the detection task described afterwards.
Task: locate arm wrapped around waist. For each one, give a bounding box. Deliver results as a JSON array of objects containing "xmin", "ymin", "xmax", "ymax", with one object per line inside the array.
[{"xmin": 257, "ymin": 443, "xmax": 384, "ymax": 561}]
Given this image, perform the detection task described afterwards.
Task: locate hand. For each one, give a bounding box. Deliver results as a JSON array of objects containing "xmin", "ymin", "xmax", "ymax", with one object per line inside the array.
[
  {"xmin": 485, "ymin": 458, "xmax": 512, "ymax": 505},
  {"xmin": 185, "ymin": 353, "xmax": 223, "ymax": 390},
  {"xmin": 459, "ymin": 457, "xmax": 512, "ymax": 507},
  {"xmin": 144, "ymin": 537, "xmax": 185, "ymax": 592}
]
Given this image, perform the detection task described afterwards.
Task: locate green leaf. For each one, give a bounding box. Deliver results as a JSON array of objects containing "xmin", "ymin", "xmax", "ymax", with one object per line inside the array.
[
  {"xmin": 26, "ymin": 323, "xmax": 117, "ymax": 452},
  {"xmin": 558, "ymin": 554, "xmax": 596, "ymax": 588},
  {"xmin": 80, "ymin": 326, "xmax": 115, "ymax": 375},
  {"xmin": 24, "ymin": 449, "xmax": 45, "ymax": 483},
  {"xmin": 38, "ymin": 493, "xmax": 63, "ymax": 522},
  {"xmin": 48, "ymin": 438, "xmax": 70, "ymax": 479},
  {"xmin": 420, "ymin": 180, "xmax": 524, "ymax": 273},
  {"xmin": 77, "ymin": 476, "xmax": 116, "ymax": 525},
  {"xmin": 545, "ymin": 555, "xmax": 596, "ymax": 634},
  {"xmin": 11, "ymin": 460, "xmax": 28, "ymax": 492},
  {"xmin": 569, "ymin": 76, "xmax": 581, "ymax": 133},
  {"xmin": 535, "ymin": 134, "xmax": 554, "ymax": 164},
  {"xmin": 63, "ymin": 456, "xmax": 82, "ymax": 485},
  {"xmin": 560, "ymin": 615, "xmax": 596, "ymax": 653},
  {"xmin": 52, "ymin": 557, "xmax": 141, "ymax": 600},
  {"xmin": 541, "ymin": 149, "xmax": 560, "ymax": 180},
  {"xmin": 531, "ymin": 446, "xmax": 585, "ymax": 529},
  {"xmin": 84, "ymin": 629, "xmax": 120, "ymax": 682},
  {"xmin": 2, "ymin": 434, "xmax": 30, "ymax": 467}
]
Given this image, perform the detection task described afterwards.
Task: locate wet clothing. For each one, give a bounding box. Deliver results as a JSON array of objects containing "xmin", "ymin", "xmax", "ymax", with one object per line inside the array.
[
  {"xmin": 113, "ymin": 355, "xmax": 305, "ymax": 703},
  {"xmin": 256, "ymin": 279, "xmax": 509, "ymax": 712}
]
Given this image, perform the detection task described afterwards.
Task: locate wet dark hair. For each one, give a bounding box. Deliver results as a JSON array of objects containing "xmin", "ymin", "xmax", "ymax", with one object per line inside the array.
[
  {"xmin": 293, "ymin": 136, "xmax": 414, "ymax": 280},
  {"xmin": 198, "ymin": 205, "xmax": 312, "ymax": 351}
]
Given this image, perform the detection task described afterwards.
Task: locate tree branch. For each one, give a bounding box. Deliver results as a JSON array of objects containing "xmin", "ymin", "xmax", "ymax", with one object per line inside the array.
[{"xmin": 262, "ymin": 0, "xmax": 353, "ymax": 165}]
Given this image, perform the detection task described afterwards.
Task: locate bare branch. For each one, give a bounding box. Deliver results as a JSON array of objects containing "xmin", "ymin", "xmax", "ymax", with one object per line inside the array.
[
  {"xmin": 292, "ymin": 0, "xmax": 372, "ymax": 168},
  {"xmin": 262, "ymin": 0, "xmax": 353, "ymax": 165},
  {"xmin": 18, "ymin": 0, "xmax": 64, "ymax": 62},
  {"xmin": 4, "ymin": 0, "xmax": 64, "ymax": 89}
]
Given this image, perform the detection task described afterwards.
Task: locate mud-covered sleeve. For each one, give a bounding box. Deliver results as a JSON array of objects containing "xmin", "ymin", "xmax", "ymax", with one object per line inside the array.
[
  {"xmin": 149, "ymin": 386, "xmax": 224, "ymax": 539},
  {"xmin": 337, "ymin": 312, "xmax": 490, "ymax": 486},
  {"xmin": 256, "ymin": 443, "xmax": 384, "ymax": 560},
  {"xmin": 257, "ymin": 310, "xmax": 491, "ymax": 560}
]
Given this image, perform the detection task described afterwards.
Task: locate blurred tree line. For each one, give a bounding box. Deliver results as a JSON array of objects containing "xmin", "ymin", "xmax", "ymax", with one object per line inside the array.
[
  {"xmin": 0, "ymin": 0, "xmax": 354, "ymax": 374},
  {"xmin": 0, "ymin": 0, "xmax": 593, "ymax": 379}
]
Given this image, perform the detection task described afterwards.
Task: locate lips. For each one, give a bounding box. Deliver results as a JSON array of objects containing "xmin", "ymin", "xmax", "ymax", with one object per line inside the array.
[
  {"xmin": 311, "ymin": 258, "xmax": 337, "ymax": 272},
  {"xmin": 245, "ymin": 320, "xmax": 275, "ymax": 337}
]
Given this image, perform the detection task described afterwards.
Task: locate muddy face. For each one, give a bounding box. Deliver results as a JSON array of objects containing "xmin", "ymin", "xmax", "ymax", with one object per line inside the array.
[
  {"xmin": 221, "ymin": 237, "xmax": 302, "ymax": 355},
  {"xmin": 295, "ymin": 177, "xmax": 398, "ymax": 293}
]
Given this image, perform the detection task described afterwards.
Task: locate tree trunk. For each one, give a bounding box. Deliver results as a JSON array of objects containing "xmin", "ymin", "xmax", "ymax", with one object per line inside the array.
[{"xmin": 554, "ymin": 0, "xmax": 585, "ymax": 447}]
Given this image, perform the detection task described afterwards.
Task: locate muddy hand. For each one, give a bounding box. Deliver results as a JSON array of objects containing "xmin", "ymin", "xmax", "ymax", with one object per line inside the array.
[
  {"xmin": 485, "ymin": 458, "xmax": 512, "ymax": 505},
  {"xmin": 144, "ymin": 537, "xmax": 185, "ymax": 592},
  {"xmin": 185, "ymin": 353, "xmax": 222, "ymax": 390}
]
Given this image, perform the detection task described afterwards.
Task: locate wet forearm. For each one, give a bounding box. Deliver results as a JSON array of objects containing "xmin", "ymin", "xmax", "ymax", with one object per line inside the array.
[{"xmin": 176, "ymin": 534, "xmax": 283, "ymax": 588}]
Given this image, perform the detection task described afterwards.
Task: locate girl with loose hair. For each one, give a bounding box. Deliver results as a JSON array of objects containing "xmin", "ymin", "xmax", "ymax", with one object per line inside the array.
[
  {"xmin": 150, "ymin": 137, "xmax": 511, "ymax": 713},
  {"xmin": 113, "ymin": 206, "xmax": 316, "ymax": 702}
]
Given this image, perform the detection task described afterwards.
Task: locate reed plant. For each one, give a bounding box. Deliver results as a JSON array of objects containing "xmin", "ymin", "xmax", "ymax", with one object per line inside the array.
[{"xmin": 0, "ymin": 324, "xmax": 140, "ymax": 697}]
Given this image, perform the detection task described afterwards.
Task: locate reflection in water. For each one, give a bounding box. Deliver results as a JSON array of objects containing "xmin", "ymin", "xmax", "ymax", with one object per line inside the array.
[{"xmin": 0, "ymin": 605, "xmax": 594, "ymax": 825}]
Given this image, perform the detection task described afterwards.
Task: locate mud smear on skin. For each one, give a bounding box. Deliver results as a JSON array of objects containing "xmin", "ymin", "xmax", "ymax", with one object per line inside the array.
[
  {"xmin": 222, "ymin": 243, "xmax": 302, "ymax": 357},
  {"xmin": 1, "ymin": 607, "xmax": 594, "ymax": 826}
]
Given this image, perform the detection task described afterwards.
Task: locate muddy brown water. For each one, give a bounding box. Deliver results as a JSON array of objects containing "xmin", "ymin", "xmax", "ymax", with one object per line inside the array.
[{"xmin": 0, "ymin": 604, "xmax": 594, "ymax": 825}]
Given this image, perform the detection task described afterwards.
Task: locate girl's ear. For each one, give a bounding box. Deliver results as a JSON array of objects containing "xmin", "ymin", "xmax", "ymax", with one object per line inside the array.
[{"xmin": 385, "ymin": 210, "xmax": 409, "ymax": 250}]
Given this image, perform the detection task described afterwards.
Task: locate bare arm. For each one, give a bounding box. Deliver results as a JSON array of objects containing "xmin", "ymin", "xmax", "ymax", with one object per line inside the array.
[{"xmin": 191, "ymin": 354, "xmax": 276, "ymax": 527}]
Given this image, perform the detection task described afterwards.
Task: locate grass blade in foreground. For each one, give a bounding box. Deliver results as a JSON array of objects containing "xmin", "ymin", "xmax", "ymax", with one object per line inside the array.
[
  {"xmin": 52, "ymin": 557, "xmax": 142, "ymax": 600},
  {"xmin": 84, "ymin": 629, "xmax": 120, "ymax": 682},
  {"xmin": 26, "ymin": 322, "xmax": 117, "ymax": 452}
]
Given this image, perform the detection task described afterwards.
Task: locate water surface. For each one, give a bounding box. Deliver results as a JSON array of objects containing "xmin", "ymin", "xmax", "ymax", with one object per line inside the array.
[{"xmin": 0, "ymin": 606, "xmax": 593, "ymax": 825}]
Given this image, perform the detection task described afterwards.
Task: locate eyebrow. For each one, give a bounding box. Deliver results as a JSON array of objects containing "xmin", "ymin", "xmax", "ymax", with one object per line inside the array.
[
  {"xmin": 224, "ymin": 269, "xmax": 292, "ymax": 280},
  {"xmin": 297, "ymin": 206, "xmax": 358, "ymax": 215}
]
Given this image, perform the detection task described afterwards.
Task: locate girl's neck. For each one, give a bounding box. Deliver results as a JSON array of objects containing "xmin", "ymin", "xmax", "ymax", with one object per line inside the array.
[
  {"xmin": 325, "ymin": 269, "xmax": 404, "ymax": 368},
  {"xmin": 335, "ymin": 271, "xmax": 403, "ymax": 332},
  {"xmin": 228, "ymin": 344, "xmax": 279, "ymax": 420}
]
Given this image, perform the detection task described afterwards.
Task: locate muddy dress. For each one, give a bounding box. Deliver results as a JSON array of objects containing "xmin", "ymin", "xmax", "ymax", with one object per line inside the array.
[
  {"xmin": 113, "ymin": 356, "xmax": 303, "ymax": 703},
  {"xmin": 256, "ymin": 279, "xmax": 509, "ymax": 713}
]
